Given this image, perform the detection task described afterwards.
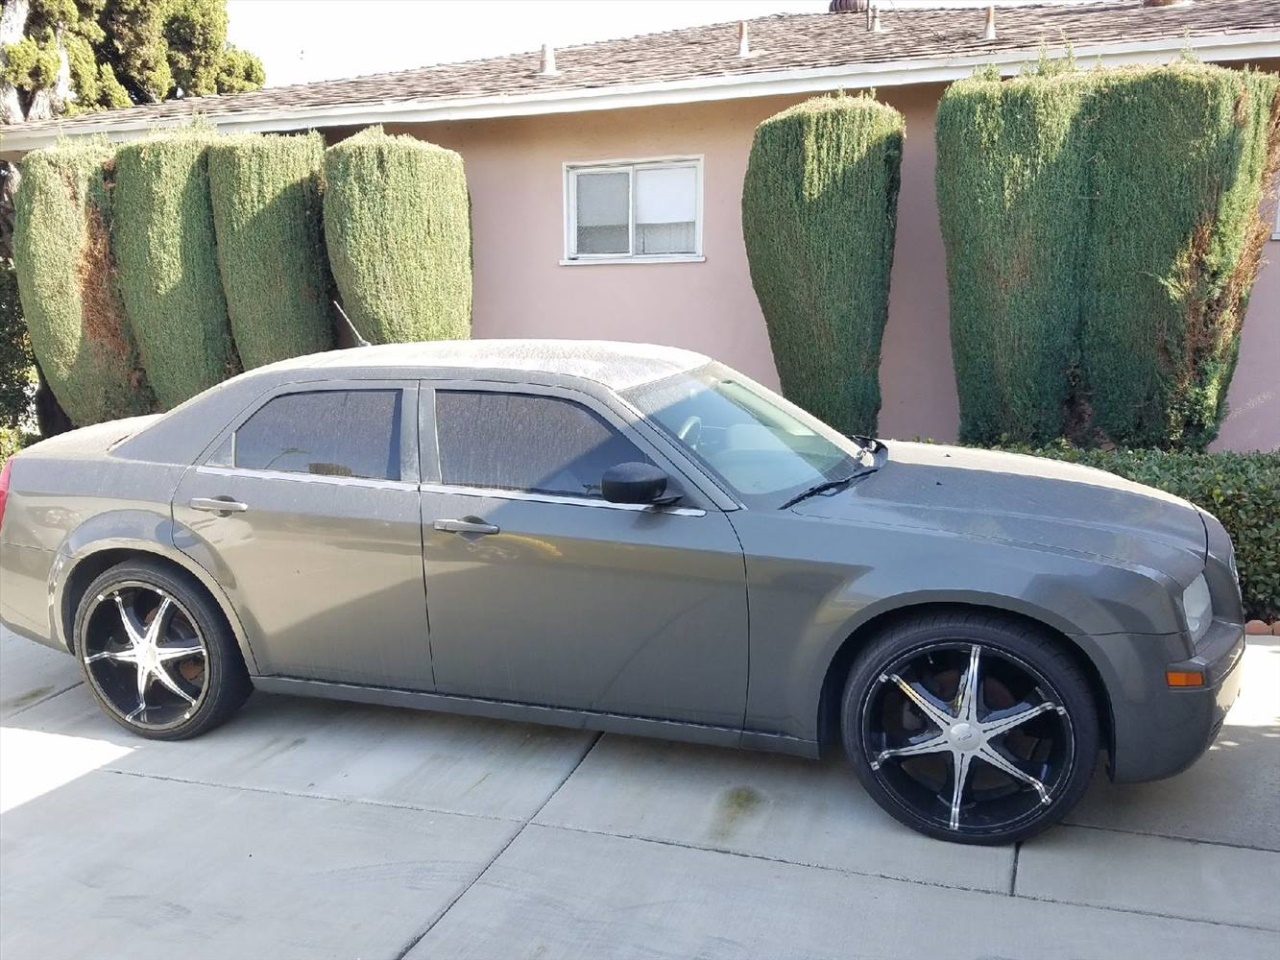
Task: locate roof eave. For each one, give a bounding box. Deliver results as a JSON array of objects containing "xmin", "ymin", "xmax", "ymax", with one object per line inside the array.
[{"xmin": 2, "ymin": 30, "xmax": 1277, "ymax": 157}]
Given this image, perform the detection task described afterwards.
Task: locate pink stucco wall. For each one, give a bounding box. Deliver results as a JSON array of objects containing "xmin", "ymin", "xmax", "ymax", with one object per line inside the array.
[{"xmin": 377, "ymin": 73, "xmax": 1279, "ymax": 451}]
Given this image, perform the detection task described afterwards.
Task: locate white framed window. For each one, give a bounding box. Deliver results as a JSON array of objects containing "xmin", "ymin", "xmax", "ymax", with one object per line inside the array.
[{"xmin": 563, "ymin": 157, "xmax": 704, "ymax": 264}]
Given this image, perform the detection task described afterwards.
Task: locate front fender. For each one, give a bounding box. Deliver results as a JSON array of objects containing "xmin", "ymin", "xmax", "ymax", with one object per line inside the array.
[
  {"xmin": 731, "ymin": 511, "xmax": 1187, "ymax": 742},
  {"xmin": 51, "ymin": 509, "xmax": 259, "ymax": 673}
]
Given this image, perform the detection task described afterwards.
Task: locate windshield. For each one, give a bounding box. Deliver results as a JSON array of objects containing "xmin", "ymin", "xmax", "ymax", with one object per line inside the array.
[{"xmin": 623, "ymin": 362, "xmax": 865, "ymax": 509}]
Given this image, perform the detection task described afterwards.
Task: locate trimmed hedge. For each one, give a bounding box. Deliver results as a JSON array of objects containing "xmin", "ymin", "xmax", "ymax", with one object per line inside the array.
[
  {"xmin": 742, "ymin": 94, "xmax": 904, "ymax": 436},
  {"xmin": 1019, "ymin": 445, "xmax": 1279, "ymax": 622},
  {"xmin": 114, "ymin": 130, "xmax": 238, "ymax": 408},
  {"xmin": 209, "ymin": 132, "xmax": 335, "ymax": 368},
  {"xmin": 12, "ymin": 142, "xmax": 154, "ymax": 426},
  {"xmin": 937, "ymin": 74, "xmax": 1092, "ymax": 445},
  {"xmin": 323, "ymin": 127, "xmax": 471, "ymax": 344},
  {"xmin": 1083, "ymin": 66, "xmax": 1280, "ymax": 449},
  {"xmin": 938, "ymin": 64, "xmax": 1280, "ymax": 450}
]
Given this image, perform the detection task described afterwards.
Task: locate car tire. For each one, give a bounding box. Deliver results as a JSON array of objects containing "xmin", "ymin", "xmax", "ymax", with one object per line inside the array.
[
  {"xmin": 841, "ymin": 611, "xmax": 1099, "ymax": 845},
  {"xmin": 74, "ymin": 559, "xmax": 252, "ymax": 740}
]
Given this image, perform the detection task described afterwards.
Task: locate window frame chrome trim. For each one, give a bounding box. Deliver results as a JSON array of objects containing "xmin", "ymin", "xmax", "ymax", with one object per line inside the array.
[
  {"xmin": 195, "ymin": 464, "xmax": 421, "ymax": 493},
  {"xmin": 420, "ymin": 480, "xmax": 706, "ymax": 517}
]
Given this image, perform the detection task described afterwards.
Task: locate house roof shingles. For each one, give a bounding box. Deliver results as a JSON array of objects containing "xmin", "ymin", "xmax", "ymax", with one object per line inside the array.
[{"xmin": 5, "ymin": 0, "xmax": 1279, "ymax": 141}]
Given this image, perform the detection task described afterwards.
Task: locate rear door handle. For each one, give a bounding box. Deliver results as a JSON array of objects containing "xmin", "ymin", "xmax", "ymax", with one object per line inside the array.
[
  {"xmin": 190, "ymin": 497, "xmax": 249, "ymax": 514},
  {"xmin": 434, "ymin": 518, "xmax": 499, "ymax": 535}
]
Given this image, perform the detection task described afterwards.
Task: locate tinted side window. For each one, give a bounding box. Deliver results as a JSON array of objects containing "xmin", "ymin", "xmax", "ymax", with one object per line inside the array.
[
  {"xmin": 235, "ymin": 390, "xmax": 402, "ymax": 481},
  {"xmin": 436, "ymin": 391, "xmax": 650, "ymax": 498}
]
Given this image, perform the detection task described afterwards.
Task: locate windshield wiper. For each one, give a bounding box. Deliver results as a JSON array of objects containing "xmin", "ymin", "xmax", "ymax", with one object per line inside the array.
[{"xmin": 778, "ymin": 467, "xmax": 877, "ymax": 511}]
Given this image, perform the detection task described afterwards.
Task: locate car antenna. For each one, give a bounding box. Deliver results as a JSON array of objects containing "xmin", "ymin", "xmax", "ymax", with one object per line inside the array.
[{"xmin": 333, "ymin": 300, "xmax": 371, "ymax": 348}]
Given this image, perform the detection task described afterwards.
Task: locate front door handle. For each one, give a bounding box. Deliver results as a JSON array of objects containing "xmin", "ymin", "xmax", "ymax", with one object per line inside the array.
[
  {"xmin": 190, "ymin": 497, "xmax": 249, "ymax": 514},
  {"xmin": 434, "ymin": 518, "xmax": 500, "ymax": 535}
]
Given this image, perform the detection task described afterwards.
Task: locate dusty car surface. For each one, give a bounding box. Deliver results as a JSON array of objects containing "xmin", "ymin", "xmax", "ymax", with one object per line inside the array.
[{"xmin": 0, "ymin": 340, "xmax": 1246, "ymax": 844}]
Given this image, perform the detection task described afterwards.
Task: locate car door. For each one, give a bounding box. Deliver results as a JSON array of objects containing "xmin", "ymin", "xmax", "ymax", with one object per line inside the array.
[
  {"xmin": 419, "ymin": 381, "xmax": 749, "ymax": 729},
  {"xmin": 172, "ymin": 380, "xmax": 433, "ymax": 690}
]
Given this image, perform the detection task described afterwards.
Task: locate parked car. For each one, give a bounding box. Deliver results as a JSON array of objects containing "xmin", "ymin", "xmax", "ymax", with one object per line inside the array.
[{"xmin": 0, "ymin": 341, "xmax": 1245, "ymax": 843}]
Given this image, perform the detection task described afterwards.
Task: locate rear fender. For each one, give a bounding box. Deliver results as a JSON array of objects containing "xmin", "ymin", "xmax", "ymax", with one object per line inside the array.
[{"xmin": 52, "ymin": 509, "xmax": 259, "ymax": 673}]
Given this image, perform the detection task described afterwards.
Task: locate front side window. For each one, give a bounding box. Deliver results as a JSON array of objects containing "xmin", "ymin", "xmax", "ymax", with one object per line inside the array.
[
  {"xmin": 435, "ymin": 391, "xmax": 651, "ymax": 499},
  {"xmin": 566, "ymin": 158, "xmax": 701, "ymax": 261},
  {"xmin": 624, "ymin": 364, "xmax": 862, "ymax": 509},
  {"xmin": 234, "ymin": 389, "xmax": 403, "ymax": 481}
]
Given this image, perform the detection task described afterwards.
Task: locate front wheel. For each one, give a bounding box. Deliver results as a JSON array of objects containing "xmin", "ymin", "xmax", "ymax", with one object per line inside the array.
[{"xmin": 842, "ymin": 613, "xmax": 1099, "ymax": 844}]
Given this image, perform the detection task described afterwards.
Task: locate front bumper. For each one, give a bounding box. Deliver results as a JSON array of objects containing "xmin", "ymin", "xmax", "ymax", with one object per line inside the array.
[{"xmin": 1106, "ymin": 619, "xmax": 1246, "ymax": 783}]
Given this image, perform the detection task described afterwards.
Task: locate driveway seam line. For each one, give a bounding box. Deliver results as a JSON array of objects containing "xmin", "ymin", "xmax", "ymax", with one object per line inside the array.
[
  {"xmin": 1059, "ymin": 820, "xmax": 1280, "ymax": 854},
  {"xmin": 527, "ymin": 821, "xmax": 1274, "ymax": 933},
  {"xmin": 2, "ymin": 680, "xmax": 82, "ymax": 716},
  {"xmin": 535, "ymin": 819, "xmax": 1009, "ymax": 896},
  {"xmin": 392, "ymin": 731, "xmax": 605, "ymax": 960},
  {"xmin": 102, "ymin": 769, "xmax": 524, "ymax": 823},
  {"xmin": 1008, "ymin": 841, "xmax": 1020, "ymax": 896},
  {"xmin": 1009, "ymin": 891, "xmax": 1279, "ymax": 935}
]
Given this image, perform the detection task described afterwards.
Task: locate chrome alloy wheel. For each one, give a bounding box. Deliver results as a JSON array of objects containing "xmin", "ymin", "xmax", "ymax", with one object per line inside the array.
[
  {"xmin": 80, "ymin": 582, "xmax": 209, "ymax": 731},
  {"xmin": 860, "ymin": 642, "xmax": 1076, "ymax": 838}
]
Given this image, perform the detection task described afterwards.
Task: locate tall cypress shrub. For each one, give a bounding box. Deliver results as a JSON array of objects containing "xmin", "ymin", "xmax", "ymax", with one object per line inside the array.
[
  {"xmin": 937, "ymin": 73, "xmax": 1092, "ymax": 445},
  {"xmin": 12, "ymin": 142, "xmax": 154, "ymax": 426},
  {"xmin": 938, "ymin": 63, "xmax": 1280, "ymax": 450},
  {"xmin": 323, "ymin": 127, "xmax": 471, "ymax": 344},
  {"xmin": 742, "ymin": 94, "xmax": 904, "ymax": 436},
  {"xmin": 209, "ymin": 133, "xmax": 335, "ymax": 369},
  {"xmin": 1083, "ymin": 65, "xmax": 1280, "ymax": 449},
  {"xmin": 114, "ymin": 130, "xmax": 238, "ymax": 408}
]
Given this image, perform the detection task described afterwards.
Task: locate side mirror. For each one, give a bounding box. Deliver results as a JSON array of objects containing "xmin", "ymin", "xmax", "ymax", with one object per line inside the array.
[{"xmin": 602, "ymin": 462, "xmax": 679, "ymax": 506}]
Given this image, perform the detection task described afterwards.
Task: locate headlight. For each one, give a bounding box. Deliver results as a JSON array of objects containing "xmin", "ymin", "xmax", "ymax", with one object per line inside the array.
[{"xmin": 1180, "ymin": 574, "xmax": 1213, "ymax": 645}]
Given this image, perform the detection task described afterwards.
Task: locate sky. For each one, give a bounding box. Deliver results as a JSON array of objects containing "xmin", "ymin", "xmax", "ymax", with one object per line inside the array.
[{"xmin": 225, "ymin": 0, "xmax": 1101, "ymax": 88}]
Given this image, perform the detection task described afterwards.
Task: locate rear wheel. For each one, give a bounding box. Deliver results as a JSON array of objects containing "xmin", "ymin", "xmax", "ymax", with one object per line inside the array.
[
  {"xmin": 842, "ymin": 612, "xmax": 1098, "ymax": 844},
  {"xmin": 74, "ymin": 560, "xmax": 251, "ymax": 740}
]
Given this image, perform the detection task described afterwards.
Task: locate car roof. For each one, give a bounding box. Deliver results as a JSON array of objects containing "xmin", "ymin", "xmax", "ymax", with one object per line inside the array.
[{"xmin": 279, "ymin": 339, "xmax": 711, "ymax": 391}]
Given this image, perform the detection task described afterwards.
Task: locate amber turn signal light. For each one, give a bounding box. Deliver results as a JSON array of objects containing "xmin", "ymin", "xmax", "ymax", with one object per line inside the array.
[{"xmin": 1166, "ymin": 670, "xmax": 1205, "ymax": 688}]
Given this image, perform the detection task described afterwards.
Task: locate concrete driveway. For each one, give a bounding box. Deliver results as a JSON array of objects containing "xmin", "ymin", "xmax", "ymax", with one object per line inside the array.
[{"xmin": 2, "ymin": 626, "xmax": 1277, "ymax": 960}]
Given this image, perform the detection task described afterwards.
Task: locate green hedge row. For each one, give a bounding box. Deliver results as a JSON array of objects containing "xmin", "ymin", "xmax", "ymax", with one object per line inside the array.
[
  {"xmin": 742, "ymin": 94, "xmax": 904, "ymax": 436},
  {"xmin": 324, "ymin": 127, "xmax": 471, "ymax": 345},
  {"xmin": 17, "ymin": 127, "xmax": 471, "ymax": 424},
  {"xmin": 1018, "ymin": 445, "xmax": 1279, "ymax": 622},
  {"xmin": 12, "ymin": 143, "xmax": 154, "ymax": 425},
  {"xmin": 114, "ymin": 131, "xmax": 239, "ymax": 409},
  {"xmin": 939, "ymin": 63, "xmax": 1280, "ymax": 450},
  {"xmin": 209, "ymin": 132, "xmax": 335, "ymax": 369}
]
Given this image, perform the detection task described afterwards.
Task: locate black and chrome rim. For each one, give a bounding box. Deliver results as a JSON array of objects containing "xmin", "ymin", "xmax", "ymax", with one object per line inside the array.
[
  {"xmin": 81, "ymin": 581, "xmax": 209, "ymax": 730},
  {"xmin": 860, "ymin": 642, "xmax": 1075, "ymax": 837}
]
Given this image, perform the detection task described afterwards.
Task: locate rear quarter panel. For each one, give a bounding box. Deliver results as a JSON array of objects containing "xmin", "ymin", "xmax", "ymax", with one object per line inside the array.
[
  {"xmin": 1, "ymin": 451, "xmax": 187, "ymax": 648},
  {"xmin": 0, "ymin": 448, "xmax": 259, "ymax": 675}
]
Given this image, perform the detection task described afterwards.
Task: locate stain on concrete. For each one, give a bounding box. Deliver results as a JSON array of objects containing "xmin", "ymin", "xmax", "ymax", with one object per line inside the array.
[
  {"xmin": 1, "ymin": 685, "xmax": 54, "ymax": 710},
  {"xmin": 711, "ymin": 786, "xmax": 763, "ymax": 842},
  {"xmin": 462, "ymin": 771, "xmax": 492, "ymax": 796}
]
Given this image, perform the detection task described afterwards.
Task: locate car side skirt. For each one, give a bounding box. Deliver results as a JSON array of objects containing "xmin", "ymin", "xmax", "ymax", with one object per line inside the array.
[{"xmin": 251, "ymin": 677, "xmax": 820, "ymax": 759}]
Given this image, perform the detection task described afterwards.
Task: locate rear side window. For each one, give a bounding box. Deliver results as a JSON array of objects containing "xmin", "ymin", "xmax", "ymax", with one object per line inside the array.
[
  {"xmin": 435, "ymin": 391, "xmax": 650, "ymax": 498},
  {"xmin": 235, "ymin": 390, "xmax": 403, "ymax": 481}
]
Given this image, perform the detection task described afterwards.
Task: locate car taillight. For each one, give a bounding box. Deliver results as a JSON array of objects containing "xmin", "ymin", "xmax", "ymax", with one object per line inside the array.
[{"xmin": 0, "ymin": 458, "xmax": 11, "ymax": 531}]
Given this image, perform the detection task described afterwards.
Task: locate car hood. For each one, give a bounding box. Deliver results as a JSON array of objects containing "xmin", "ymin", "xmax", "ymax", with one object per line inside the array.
[{"xmin": 792, "ymin": 442, "xmax": 1206, "ymax": 572}]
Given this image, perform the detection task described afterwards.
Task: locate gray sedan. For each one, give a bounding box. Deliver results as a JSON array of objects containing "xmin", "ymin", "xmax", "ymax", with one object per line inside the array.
[{"xmin": 0, "ymin": 341, "xmax": 1245, "ymax": 844}]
